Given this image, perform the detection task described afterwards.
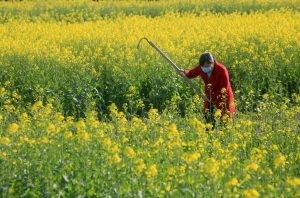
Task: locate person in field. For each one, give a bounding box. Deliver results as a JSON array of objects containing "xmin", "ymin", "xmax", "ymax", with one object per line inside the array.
[{"xmin": 178, "ymin": 52, "xmax": 235, "ymax": 127}]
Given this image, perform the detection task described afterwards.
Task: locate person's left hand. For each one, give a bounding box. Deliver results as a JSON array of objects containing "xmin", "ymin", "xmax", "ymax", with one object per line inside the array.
[{"xmin": 177, "ymin": 69, "xmax": 185, "ymax": 76}]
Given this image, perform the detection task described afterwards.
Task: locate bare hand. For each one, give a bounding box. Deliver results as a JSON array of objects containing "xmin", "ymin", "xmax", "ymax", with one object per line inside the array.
[{"xmin": 178, "ymin": 69, "xmax": 185, "ymax": 76}]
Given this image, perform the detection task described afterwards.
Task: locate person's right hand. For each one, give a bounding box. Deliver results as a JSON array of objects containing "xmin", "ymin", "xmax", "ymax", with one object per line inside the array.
[{"xmin": 178, "ymin": 69, "xmax": 185, "ymax": 76}]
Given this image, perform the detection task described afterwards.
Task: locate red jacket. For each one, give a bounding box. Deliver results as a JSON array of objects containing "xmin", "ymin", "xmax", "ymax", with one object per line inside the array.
[{"xmin": 185, "ymin": 60, "xmax": 235, "ymax": 117}]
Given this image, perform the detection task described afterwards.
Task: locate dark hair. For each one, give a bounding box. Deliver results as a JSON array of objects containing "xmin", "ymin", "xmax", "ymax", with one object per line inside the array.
[{"xmin": 199, "ymin": 52, "xmax": 214, "ymax": 66}]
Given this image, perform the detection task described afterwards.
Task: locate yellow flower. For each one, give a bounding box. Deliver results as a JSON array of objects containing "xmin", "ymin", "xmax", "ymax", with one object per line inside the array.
[
  {"xmin": 205, "ymin": 123, "xmax": 213, "ymax": 130},
  {"xmin": 135, "ymin": 159, "xmax": 146, "ymax": 175},
  {"xmin": 54, "ymin": 113, "xmax": 65, "ymax": 123},
  {"xmin": 286, "ymin": 177, "xmax": 300, "ymax": 188},
  {"xmin": 190, "ymin": 117, "xmax": 206, "ymax": 131},
  {"xmin": 181, "ymin": 152, "xmax": 200, "ymax": 164},
  {"xmin": 46, "ymin": 123, "xmax": 57, "ymax": 134},
  {"xmin": 204, "ymin": 157, "xmax": 219, "ymax": 175},
  {"xmin": 226, "ymin": 178, "xmax": 238, "ymax": 186},
  {"xmin": 108, "ymin": 153, "xmax": 121, "ymax": 164},
  {"xmin": 214, "ymin": 109, "xmax": 222, "ymax": 118},
  {"xmin": 243, "ymin": 189, "xmax": 260, "ymax": 198},
  {"xmin": 78, "ymin": 131, "xmax": 91, "ymax": 142},
  {"xmin": 8, "ymin": 123, "xmax": 19, "ymax": 133},
  {"xmin": 76, "ymin": 119, "xmax": 86, "ymax": 131},
  {"xmin": 246, "ymin": 162, "xmax": 259, "ymax": 172},
  {"xmin": 165, "ymin": 183, "xmax": 171, "ymax": 192},
  {"xmin": 20, "ymin": 112, "xmax": 30, "ymax": 124},
  {"xmin": 168, "ymin": 123, "xmax": 178, "ymax": 134},
  {"xmin": 44, "ymin": 103, "xmax": 53, "ymax": 115},
  {"xmin": 66, "ymin": 116, "xmax": 74, "ymax": 123},
  {"xmin": 145, "ymin": 164, "xmax": 158, "ymax": 179},
  {"xmin": 281, "ymin": 104, "xmax": 288, "ymax": 110},
  {"xmin": 20, "ymin": 136, "xmax": 29, "ymax": 143},
  {"xmin": 109, "ymin": 144, "xmax": 120, "ymax": 153},
  {"xmin": 0, "ymin": 87, "xmax": 6, "ymax": 96},
  {"xmin": 168, "ymin": 167, "xmax": 176, "ymax": 176},
  {"xmin": 64, "ymin": 131, "xmax": 73, "ymax": 138},
  {"xmin": 108, "ymin": 103, "xmax": 118, "ymax": 118},
  {"xmin": 0, "ymin": 137, "xmax": 11, "ymax": 145},
  {"xmin": 102, "ymin": 138, "xmax": 112, "ymax": 148},
  {"xmin": 241, "ymin": 120, "xmax": 253, "ymax": 127},
  {"xmin": 148, "ymin": 108, "xmax": 159, "ymax": 121},
  {"xmin": 31, "ymin": 100, "xmax": 43, "ymax": 112},
  {"xmin": 22, "ymin": 137, "xmax": 36, "ymax": 145},
  {"xmin": 221, "ymin": 87, "xmax": 227, "ymax": 94},
  {"xmin": 274, "ymin": 153, "xmax": 286, "ymax": 169},
  {"xmin": 178, "ymin": 165, "xmax": 186, "ymax": 177},
  {"xmin": 39, "ymin": 137, "xmax": 50, "ymax": 144},
  {"xmin": 270, "ymin": 144, "xmax": 279, "ymax": 151},
  {"xmin": 0, "ymin": 151, "xmax": 7, "ymax": 158},
  {"xmin": 262, "ymin": 93, "xmax": 269, "ymax": 100},
  {"xmin": 124, "ymin": 147, "xmax": 136, "ymax": 158}
]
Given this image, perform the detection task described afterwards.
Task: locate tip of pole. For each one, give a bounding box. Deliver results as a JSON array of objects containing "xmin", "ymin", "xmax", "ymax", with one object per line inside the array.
[{"xmin": 137, "ymin": 37, "xmax": 150, "ymax": 49}]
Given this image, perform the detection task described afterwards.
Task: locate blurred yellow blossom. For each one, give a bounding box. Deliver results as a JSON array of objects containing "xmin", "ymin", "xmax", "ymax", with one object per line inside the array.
[
  {"xmin": 7, "ymin": 123, "xmax": 19, "ymax": 133},
  {"xmin": 244, "ymin": 189, "xmax": 260, "ymax": 198},
  {"xmin": 145, "ymin": 164, "xmax": 158, "ymax": 179}
]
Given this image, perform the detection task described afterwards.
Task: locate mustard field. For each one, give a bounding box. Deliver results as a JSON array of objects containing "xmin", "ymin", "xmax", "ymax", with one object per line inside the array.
[{"xmin": 0, "ymin": 0, "xmax": 299, "ymax": 197}]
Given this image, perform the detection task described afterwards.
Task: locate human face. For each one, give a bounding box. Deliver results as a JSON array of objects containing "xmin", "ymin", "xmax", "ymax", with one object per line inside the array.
[
  {"xmin": 203, "ymin": 62, "xmax": 214, "ymax": 68},
  {"xmin": 201, "ymin": 61, "xmax": 214, "ymax": 73}
]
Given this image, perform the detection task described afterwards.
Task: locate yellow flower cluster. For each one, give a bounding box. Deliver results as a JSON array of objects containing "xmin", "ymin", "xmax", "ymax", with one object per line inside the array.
[
  {"xmin": 0, "ymin": 98, "xmax": 298, "ymax": 196},
  {"xmin": 0, "ymin": 1, "xmax": 299, "ymax": 196}
]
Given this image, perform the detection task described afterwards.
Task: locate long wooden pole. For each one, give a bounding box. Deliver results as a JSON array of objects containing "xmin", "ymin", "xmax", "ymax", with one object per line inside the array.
[{"xmin": 137, "ymin": 37, "xmax": 208, "ymax": 101}]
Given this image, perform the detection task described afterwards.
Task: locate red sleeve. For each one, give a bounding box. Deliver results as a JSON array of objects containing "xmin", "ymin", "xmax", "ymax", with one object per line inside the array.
[
  {"xmin": 185, "ymin": 65, "xmax": 201, "ymax": 79},
  {"xmin": 211, "ymin": 68, "xmax": 230, "ymax": 100}
]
